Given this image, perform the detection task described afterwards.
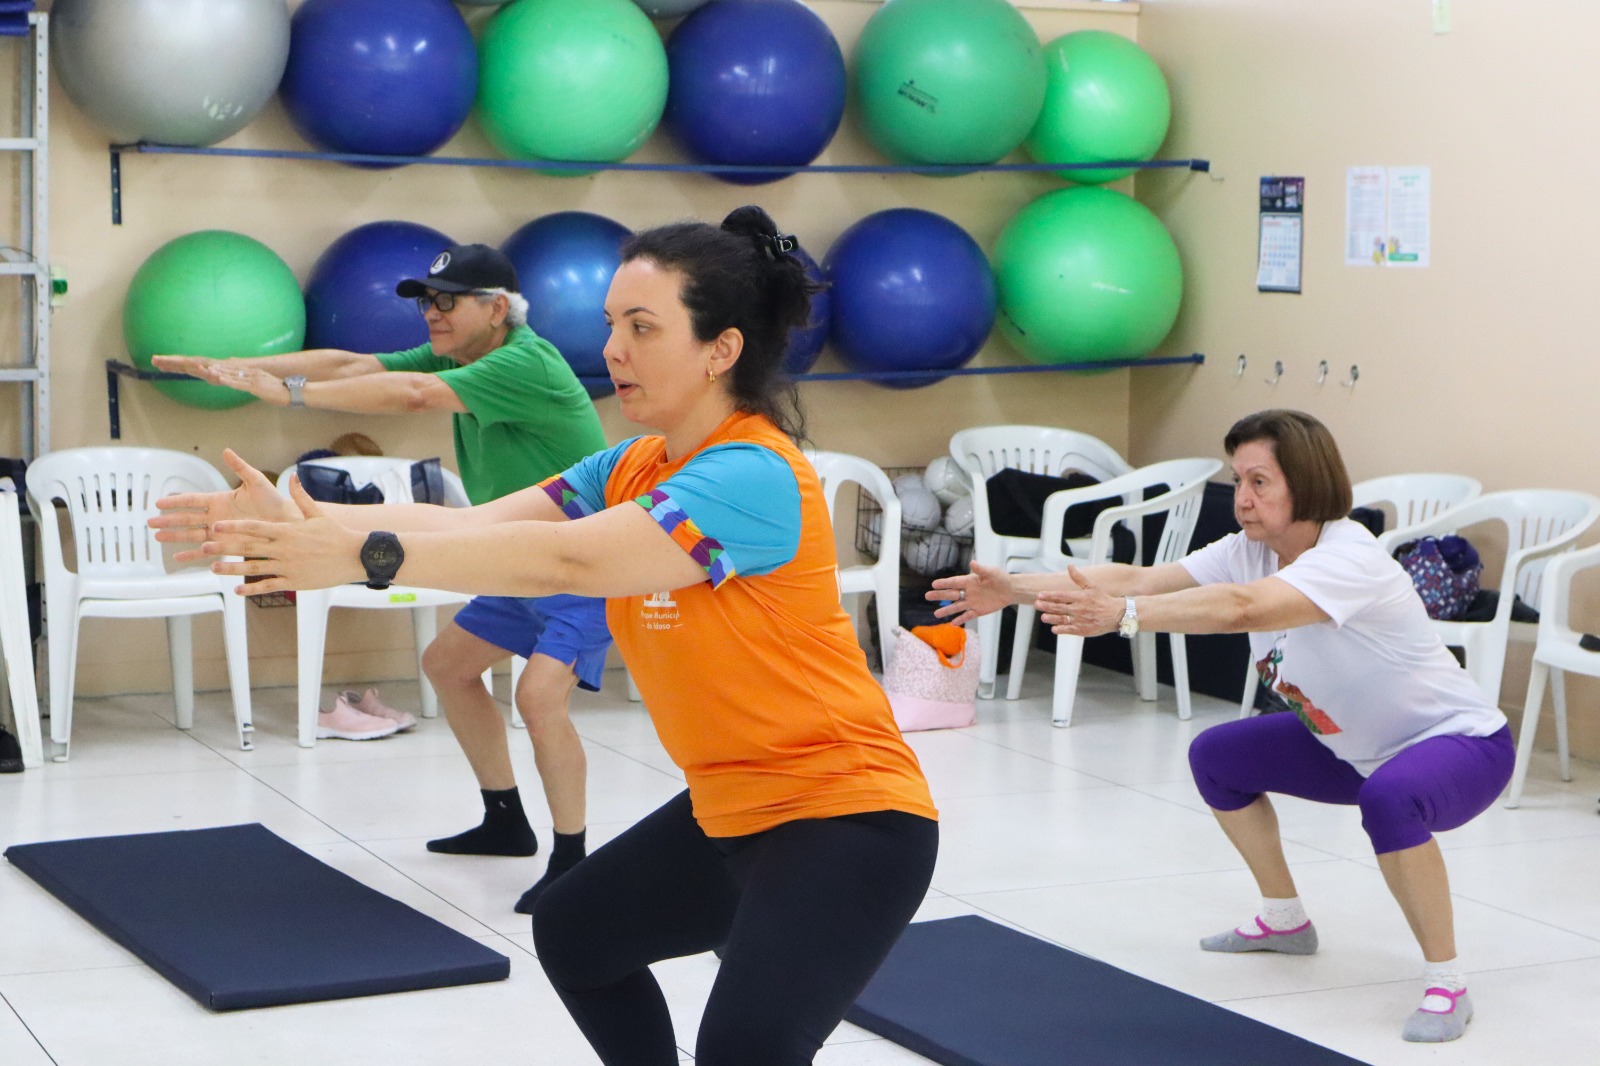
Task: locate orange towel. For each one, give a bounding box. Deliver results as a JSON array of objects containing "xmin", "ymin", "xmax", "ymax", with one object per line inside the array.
[{"xmin": 909, "ymin": 624, "xmax": 968, "ymax": 667}]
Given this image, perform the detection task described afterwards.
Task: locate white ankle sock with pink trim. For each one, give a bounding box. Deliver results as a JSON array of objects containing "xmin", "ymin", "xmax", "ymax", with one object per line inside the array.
[
  {"xmin": 1422, "ymin": 958, "xmax": 1467, "ymax": 1010},
  {"xmin": 1237, "ymin": 896, "xmax": 1307, "ymax": 936}
]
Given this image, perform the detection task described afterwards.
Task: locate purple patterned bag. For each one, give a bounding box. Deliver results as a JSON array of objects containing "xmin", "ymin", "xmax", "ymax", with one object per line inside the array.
[{"xmin": 1394, "ymin": 535, "xmax": 1482, "ymax": 621}]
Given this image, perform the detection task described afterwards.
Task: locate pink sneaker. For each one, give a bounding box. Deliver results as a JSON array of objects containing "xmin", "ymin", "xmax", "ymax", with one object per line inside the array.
[
  {"xmin": 342, "ymin": 689, "xmax": 417, "ymax": 733},
  {"xmin": 317, "ymin": 694, "xmax": 402, "ymax": 741}
]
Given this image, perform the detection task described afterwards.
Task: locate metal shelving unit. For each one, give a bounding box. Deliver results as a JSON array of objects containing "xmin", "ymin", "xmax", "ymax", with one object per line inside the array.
[{"xmin": 3, "ymin": 12, "xmax": 48, "ymax": 460}]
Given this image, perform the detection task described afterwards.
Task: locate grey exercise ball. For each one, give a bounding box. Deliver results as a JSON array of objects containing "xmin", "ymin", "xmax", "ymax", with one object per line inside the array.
[
  {"xmin": 631, "ymin": 0, "xmax": 715, "ymax": 18},
  {"xmin": 51, "ymin": 0, "xmax": 291, "ymax": 146}
]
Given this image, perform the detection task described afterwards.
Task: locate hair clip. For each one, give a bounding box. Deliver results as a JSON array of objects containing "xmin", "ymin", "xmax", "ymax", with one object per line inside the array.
[{"xmin": 758, "ymin": 233, "xmax": 799, "ymax": 260}]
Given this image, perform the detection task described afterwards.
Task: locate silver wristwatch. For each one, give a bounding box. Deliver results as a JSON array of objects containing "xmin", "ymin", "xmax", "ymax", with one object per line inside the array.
[
  {"xmin": 284, "ymin": 374, "xmax": 307, "ymax": 408},
  {"xmin": 1117, "ymin": 596, "xmax": 1139, "ymax": 639}
]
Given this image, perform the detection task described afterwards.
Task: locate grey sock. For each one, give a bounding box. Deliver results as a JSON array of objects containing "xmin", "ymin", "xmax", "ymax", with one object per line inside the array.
[
  {"xmin": 1402, "ymin": 989, "xmax": 1472, "ymax": 1042},
  {"xmin": 1199, "ymin": 917, "xmax": 1319, "ymax": 955}
]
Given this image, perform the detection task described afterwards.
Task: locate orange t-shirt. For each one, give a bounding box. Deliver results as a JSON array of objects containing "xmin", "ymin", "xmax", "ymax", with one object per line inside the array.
[{"xmin": 542, "ymin": 412, "xmax": 937, "ymax": 837}]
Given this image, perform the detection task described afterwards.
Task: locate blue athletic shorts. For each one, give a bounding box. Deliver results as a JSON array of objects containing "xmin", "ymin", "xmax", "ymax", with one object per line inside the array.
[{"xmin": 453, "ymin": 594, "xmax": 611, "ymax": 693}]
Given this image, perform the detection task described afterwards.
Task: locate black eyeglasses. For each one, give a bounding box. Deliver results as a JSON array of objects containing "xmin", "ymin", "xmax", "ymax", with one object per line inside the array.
[{"xmin": 414, "ymin": 290, "xmax": 486, "ymax": 315}]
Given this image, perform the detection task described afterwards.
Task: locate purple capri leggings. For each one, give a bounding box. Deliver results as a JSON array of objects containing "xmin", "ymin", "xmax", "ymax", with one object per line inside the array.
[{"xmin": 1188, "ymin": 714, "xmax": 1514, "ymax": 855}]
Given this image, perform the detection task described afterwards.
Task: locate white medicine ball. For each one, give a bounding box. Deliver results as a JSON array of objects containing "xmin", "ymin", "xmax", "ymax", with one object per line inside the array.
[
  {"xmin": 942, "ymin": 494, "xmax": 975, "ymax": 537},
  {"xmin": 904, "ymin": 531, "xmax": 964, "ymax": 576},
  {"xmin": 893, "ymin": 473, "xmax": 943, "ymax": 532},
  {"xmin": 923, "ymin": 455, "xmax": 971, "ymax": 505}
]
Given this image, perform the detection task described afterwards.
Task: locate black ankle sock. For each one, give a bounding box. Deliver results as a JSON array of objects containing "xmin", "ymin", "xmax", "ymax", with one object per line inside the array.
[
  {"xmin": 426, "ymin": 788, "xmax": 538, "ymax": 856},
  {"xmin": 514, "ymin": 828, "xmax": 586, "ymax": 914},
  {"xmin": 549, "ymin": 828, "xmax": 586, "ymax": 865}
]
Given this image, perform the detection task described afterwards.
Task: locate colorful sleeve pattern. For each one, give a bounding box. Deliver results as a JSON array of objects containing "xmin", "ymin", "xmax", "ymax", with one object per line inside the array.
[
  {"xmin": 634, "ymin": 488, "xmax": 734, "ymax": 588},
  {"xmin": 539, "ymin": 475, "xmax": 595, "ymax": 520},
  {"xmin": 538, "ymin": 438, "xmax": 636, "ymax": 519}
]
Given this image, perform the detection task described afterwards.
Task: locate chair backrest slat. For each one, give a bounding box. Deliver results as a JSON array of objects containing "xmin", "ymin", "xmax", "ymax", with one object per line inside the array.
[{"xmin": 27, "ymin": 448, "xmax": 229, "ymax": 577}]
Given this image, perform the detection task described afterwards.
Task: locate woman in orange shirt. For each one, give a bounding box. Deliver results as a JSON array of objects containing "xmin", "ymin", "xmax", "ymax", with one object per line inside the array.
[{"xmin": 153, "ymin": 206, "xmax": 938, "ymax": 1066}]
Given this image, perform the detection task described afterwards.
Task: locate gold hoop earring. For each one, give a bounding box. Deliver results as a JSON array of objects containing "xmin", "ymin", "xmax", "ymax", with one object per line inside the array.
[{"xmin": 707, "ymin": 366, "xmax": 717, "ymax": 383}]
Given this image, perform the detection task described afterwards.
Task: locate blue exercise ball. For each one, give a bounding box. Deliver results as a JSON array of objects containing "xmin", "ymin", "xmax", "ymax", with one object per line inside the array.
[
  {"xmin": 784, "ymin": 246, "xmax": 830, "ymax": 376},
  {"xmin": 824, "ymin": 209, "xmax": 996, "ymax": 389},
  {"xmin": 501, "ymin": 212, "xmax": 632, "ymax": 399},
  {"xmin": 304, "ymin": 221, "xmax": 455, "ymax": 354},
  {"xmin": 280, "ymin": 0, "xmax": 476, "ymax": 159},
  {"xmin": 664, "ymin": 0, "xmax": 846, "ymax": 185}
]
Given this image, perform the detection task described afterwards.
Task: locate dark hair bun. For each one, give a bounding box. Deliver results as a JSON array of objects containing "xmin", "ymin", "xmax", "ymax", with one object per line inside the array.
[{"xmin": 720, "ymin": 204, "xmax": 778, "ymax": 241}]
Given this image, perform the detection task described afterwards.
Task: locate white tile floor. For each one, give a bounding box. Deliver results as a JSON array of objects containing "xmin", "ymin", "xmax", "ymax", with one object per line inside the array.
[{"xmin": 3, "ymin": 662, "xmax": 1598, "ymax": 1065}]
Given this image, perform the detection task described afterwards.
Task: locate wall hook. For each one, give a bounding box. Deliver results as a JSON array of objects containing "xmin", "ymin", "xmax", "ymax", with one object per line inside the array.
[
  {"xmin": 1342, "ymin": 364, "xmax": 1360, "ymax": 389},
  {"xmin": 1235, "ymin": 354, "xmax": 1247, "ymax": 378},
  {"xmin": 1316, "ymin": 360, "xmax": 1329, "ymax": 386},
  {"xmin": 1264, "ymin": 360, "xmax": 1284, "ymax": 386}
]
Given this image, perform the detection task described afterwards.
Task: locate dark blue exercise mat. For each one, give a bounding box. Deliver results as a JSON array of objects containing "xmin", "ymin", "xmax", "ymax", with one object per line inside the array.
[
  {"xmin": 846, "ymin": 915, "xmax": 1371, "ymax": 1066},
  {"xmin": 4, "ymin": 823, "xmax": 510, "ymax": 1011}
]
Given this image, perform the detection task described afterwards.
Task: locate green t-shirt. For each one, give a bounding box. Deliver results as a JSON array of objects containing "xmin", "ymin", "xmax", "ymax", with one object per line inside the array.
[{"xmin": 376, "ymin": 324, "xmax": 607, "ymax": 505}]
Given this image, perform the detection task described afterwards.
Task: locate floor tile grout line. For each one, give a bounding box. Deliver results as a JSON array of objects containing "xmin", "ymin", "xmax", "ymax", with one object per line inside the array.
[
  {"xmin": 1440, "ymin": 889, "xmax": 1600, "ymax": 947},
  {"xmin": 0, "ymin": 961, "xmax": 144, "ymax": 981},
  {"xmin": 935, "ymin": 851, "xmax": 1354, "ymax": 901},
  {"xmin": 0, "ymin": 988, "xmax": 58, "ymax": 1066}
]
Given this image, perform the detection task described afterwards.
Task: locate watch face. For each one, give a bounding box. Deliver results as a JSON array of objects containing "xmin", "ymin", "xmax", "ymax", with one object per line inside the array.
[
  {"xmin": 367, "ymin": 543, "xmax": 401, "ymax": 568},
  {"xmin": 363, "ymin": 533, "xmax": 403, "ymax": 580}
]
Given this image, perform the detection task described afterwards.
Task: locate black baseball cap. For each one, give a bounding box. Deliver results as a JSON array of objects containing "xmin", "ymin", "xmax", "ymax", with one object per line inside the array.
[{"xmin": 396, "ymin": 243, "xmax": 520, "ymax": 297}]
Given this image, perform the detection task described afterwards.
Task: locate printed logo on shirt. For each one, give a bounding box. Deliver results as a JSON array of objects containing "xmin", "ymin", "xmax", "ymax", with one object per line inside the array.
[
  {"xmin": 1260, "ymin": 639, "xmax": 1342, "ymax": 735},
  {"xmin": 1255, "ymin": 645, "xmax": 1282, "ymax": 689},
  {"xmin": 641, "ymin": 591, "xmax": 680, "ymax": 632},
  {"xmin": 1274, "ymin": 679, "xmax": 1343, "ymax": 736}
]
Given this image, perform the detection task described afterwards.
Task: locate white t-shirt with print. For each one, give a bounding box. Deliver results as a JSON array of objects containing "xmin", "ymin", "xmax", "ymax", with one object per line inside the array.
[{"xmin": 1181, "ymin": 518, "xmax": 1506, "ymax": 775}]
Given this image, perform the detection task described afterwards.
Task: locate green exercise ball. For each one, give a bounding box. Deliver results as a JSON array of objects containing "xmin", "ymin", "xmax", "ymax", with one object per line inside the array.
[
  {"xmin": 1025, "ymin": 31, "xmax": 1171, "ymax": 185},
  {"xmin": 994, "ymin": 187, "xmax": 1182, "ymax": 365},
  {"xmin": 854, "ymin": 0, "xmax": 1046, "ymax": 166},
  {"xmin": 477, "ymin": 0, "xmax": 668, "ymax": 171},
  {"xmin": 124, "ymin": 231, "xmax": 306, "ymax": 411}
]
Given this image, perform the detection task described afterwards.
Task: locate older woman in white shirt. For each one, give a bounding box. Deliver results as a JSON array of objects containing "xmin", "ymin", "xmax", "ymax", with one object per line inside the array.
[{"xmin": 933, "ymin": 409, "xmax": 1512, "ymax": 1044}]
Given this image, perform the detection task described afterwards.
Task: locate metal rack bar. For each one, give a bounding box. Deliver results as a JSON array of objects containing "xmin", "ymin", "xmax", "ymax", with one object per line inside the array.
[
  {"xmin": 107, "ymin": 143, "xmax": 1211, "ymax": 224},
  {"xmin": 105, "ymin": 355, "xmax": 1206, "ymax": 440}
]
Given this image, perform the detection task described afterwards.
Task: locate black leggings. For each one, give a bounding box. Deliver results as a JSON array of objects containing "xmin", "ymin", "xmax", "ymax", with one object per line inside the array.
[{"xmin": 532, "ymin": 790, "xmax": 939, "ymax": 1066}]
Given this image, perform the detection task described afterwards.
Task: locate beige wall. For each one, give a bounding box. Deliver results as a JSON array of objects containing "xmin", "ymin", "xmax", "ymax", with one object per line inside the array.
[
  {"xmin": 31, "ymin": 0, "xmax": 1585, "ymax": 760},
  {"xmin": 19, "ymin": 0, "xmax": 1146, "ymax": 695},
  {"xmin": 1133, "ymin": 0, "xmax": 1600, "ymax": 754}
]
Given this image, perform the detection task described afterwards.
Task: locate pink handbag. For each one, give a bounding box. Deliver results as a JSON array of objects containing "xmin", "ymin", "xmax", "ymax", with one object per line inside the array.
[{"xmin": 884, "ymin": 624, "xmax": 979, "ymax": 731}]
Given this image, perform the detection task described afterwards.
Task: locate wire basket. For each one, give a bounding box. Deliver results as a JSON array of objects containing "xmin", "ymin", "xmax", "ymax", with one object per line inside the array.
[{"xmin": 854, "ymin": 465, "xmax": 974, "ymax": 577}]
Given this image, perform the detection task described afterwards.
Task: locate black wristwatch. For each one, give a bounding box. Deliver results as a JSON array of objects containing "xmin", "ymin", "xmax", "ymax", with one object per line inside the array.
[{"xmin": 360, "ymin": 531, "xmax": 404, "ymax": 590}]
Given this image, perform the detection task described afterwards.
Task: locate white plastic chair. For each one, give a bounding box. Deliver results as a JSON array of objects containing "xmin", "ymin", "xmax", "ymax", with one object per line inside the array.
[
  {"xmin": 279, "ymin": 457, "xmax": 476, "ymax": 747},
  {"xmin": 949, "ymin": 426, "xmax": 1133, "ymax": 698},
  {"xmin": 1006, "ymin": 458, "xmax": 1221, "ymax": 726},
  {"xmin": 26, "ymin": 447, "xmax": 253, "ymax": 760},
  {"xmin": 1505, "ymin": 542, "xmax": 1600, "ymax": 807},
  {"xmin": 1351, "ymin": 473, "xmax": 1484, "ymax": 552},
  {"xmin": 1239, "ymin": 472, "xmax": 1483, "ymax": 718},
  {"xmin": 806, "ymin": 449, "xmax": 902, "ymax": 674},
  {"xmin": 1393, "ymin": 490, "xmax": 1600, "ymax": 706},
  {"xmin": 0, "ymin": 489, "xmax": 43, "ymax": 768}
]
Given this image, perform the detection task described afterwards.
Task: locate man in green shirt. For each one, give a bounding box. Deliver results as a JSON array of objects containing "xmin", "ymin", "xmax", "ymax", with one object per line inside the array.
[{"xmin": 155, "ymin": 244, "xmax": 610, "ymax": 912}]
